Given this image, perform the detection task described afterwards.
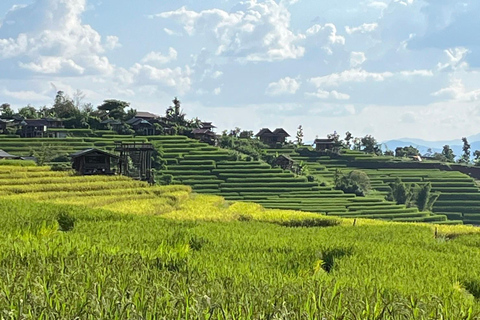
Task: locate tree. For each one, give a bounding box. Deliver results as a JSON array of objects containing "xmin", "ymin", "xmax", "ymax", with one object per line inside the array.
[
  {"xmin": 361, "ymin": 135, "xmax": 382, "ymax": 155},
  {"xmin": 386, "ymin": 178, "xmax": 414, "ymax": 206},
  {"xmin": 474, "ymin": 150, "xmax": 480, "ymax": 166},
  {"xmin": 415, "ymin": 182, "xmax": 439, "ymax": 212},
  {"xmin": 459, "ymin": 137, "xmax": 471, "ymax": 164},
  {"xmin": 441, "ymin": 145, "xmax": 455, "ymax": 163},
  {"xmin": 52, "ymin": 91, "xmax": 77, "ymax": 119},
  {"xmin": 97, "ymin": 99, "xmax": 130, "ymax": 120},
  {"xmin": 18, "ymin": 105, "xmax": 39, "ymax": 119},
  {"xmin": 295, "ymin": 125, "xmax": 304, "ymax": 145},
  {"xmin": 334, "ymin": 170, "xmax": 371, "ymax": 196},
  {"xmin": 0, "ymin": 103, "xmax": 14, "ymax": 118},
  {"xmin": 395, "ymin": 145, "xmax": 420, "ymax": 158},
  {"xmin": 343, "ymin": 131, "xmax": 353, "ymax": 149}
]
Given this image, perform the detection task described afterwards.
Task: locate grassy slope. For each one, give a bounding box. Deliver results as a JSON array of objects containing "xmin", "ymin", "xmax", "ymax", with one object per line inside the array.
[{"xmin": 2, "ymin": 164, "xmax": 480, "ymax": 318}]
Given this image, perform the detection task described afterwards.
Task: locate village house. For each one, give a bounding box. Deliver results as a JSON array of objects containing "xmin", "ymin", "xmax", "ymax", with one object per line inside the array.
[
  {"xmin": 314, "ymin": 138, "xmax": 336, "ymax": 151},
  {"xmin": 126, "ymin": 117, "xmax": 156, "ymax": 136},
  {"xmin": 20, "ymin": 118, "xmax": 64, "ymax": 138},
  {"xmin": 255, "ymin": 128, "xmax": 290, "ymax": 147},
  {"xmin": 191, "ymin": 122, "xmax": 217, "ymax": 145},
  {"xmin": 101, "ymin": 119, "xmax": 123, "ymax": 132},
  {"xmin": 135, "ymin": 111, "xmax": 159, "ymax": 120},
  {"xmin": 273, "ymin": 154, "xmax": 295, "ymax": 171},
  {"xmin": 70, "ymin": 148, "xmax": 118, "ymax": 175}
]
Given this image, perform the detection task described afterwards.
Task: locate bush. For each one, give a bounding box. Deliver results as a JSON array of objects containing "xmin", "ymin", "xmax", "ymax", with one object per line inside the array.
[{"xmin": 334, "ymin": 170, "xmax": 371, "ymax": 196}]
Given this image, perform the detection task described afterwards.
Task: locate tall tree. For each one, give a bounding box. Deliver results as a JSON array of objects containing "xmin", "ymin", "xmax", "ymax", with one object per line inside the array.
[
  {"xmin": 442, "ymin": 145, "xmax": 455, "ymax": 162},
  {"xmin": 361, "ymin": 135, "xmax": 382, "ymax": 155},
  {"xmin": 343, "ymin": 131, "xmax": 353, "ymax": 149},
  {"xmin": 18, "ymin": 105, "xmax": 39, "ymax": 119},
  {"xmin": 97, "ymin": 99, "xmax": 130, "ymax": 120},
  {"xmin": 295, "ymin": 125, "xmax": 304, "ymax": 145},
  {"xmin": 52, "ymin": 91, "xmax": 77, "ymax": 119},
  {"xmin": 415, "ymin": 182, "xmax": 439, "ymax": 212},
  {"xmin": 0, "ymin": 103, "xmax": 14, "ymax": 118},
  {"xmin": 460, "ymin": 137, "xmax": 471, "ymax": 164}
]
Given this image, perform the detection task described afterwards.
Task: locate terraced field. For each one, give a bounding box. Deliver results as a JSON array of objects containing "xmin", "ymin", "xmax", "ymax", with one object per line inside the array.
[
  {"xmin": 288, "ymin": 149, "xmax": 480, "ymax": 224},
  {"xmin": 150, "ymin": 137, "xmax": 449, "ymax": 223}
]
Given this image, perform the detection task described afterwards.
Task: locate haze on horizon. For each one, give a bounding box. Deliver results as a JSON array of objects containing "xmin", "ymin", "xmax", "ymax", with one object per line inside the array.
[{"xmin": 0, "ymin": 0, "xmax": 479, "ymax": 142}]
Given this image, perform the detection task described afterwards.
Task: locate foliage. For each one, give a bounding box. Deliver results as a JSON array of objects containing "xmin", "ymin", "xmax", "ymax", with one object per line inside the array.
[
  {"xmin": 442, "ymin": 145, "xmax": 456, "ymax": 162},
  {"xmin": 415, "ymin": 182, "xmax": 440, "ymax": 212},
  {"xmin": 386, "ymin": 178, "xmax": 415, "ymax": 206},
  {"xmin": 386, "ymin": 178, "xmax": 439, "ymax": 212},
  {"xmin": 459, "ymin": 137, "xmax": 471, "ymax": 164},
  {"xmin": 0, "ymin": 103, "xmax": 14, "ymax": 118},
  {"xmin": 295, "ymin": 125, "xmax": 304, "ymax": 145},
  {"xmin": 395, "ymin": 145, "xmax": 420, "ymax": 158},
  {"xmin": 219, "ymin": 131, "xmax": 269, "ymax": 161},
  {"xmin": 97, "ymin": 99, "xmax": 130, "ymax": 120},
  {"xmin": 361, "ymin": 135, "xmax": 382, "ymax": 155},
  {"xmin": 334, "ymin": 170, "xmax": 371, "ymax": 196}
]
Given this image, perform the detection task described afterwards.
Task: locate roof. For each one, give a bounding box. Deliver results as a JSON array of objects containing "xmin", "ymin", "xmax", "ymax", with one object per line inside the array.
[
  {"xmin": 255, "ymin": 128, "xmax": 273, "ymax": 137},
  {"xmin": 201, "ymin": 122, "xmax": 216, "ymax": 129},
  {"xmin": 272, "ymin": 128, "xmax": 290, "ymax": 137},
  {"xmin": 70, "ymin": 148, "xmax": 119, "ymax": 159},
  {"xmin": 277, "ymin": 154, "xmax": 294, "ymax": 162},
  {"xmin": 192, "ymin": 128, "xmax": 216, "ymax": 136},
  {"xmin": 22, "ymin": 119, "xmax": 48, "ymax": 126},
  {"xmin": 101, "ymin": 119, "xmax": 122, "ymax": 125},
  {"xmin": 314, "ymin": 138, "xmax": 335, "ymax": 144},
  {"xmin": 0, "ymin": 149, "xmax": 21, "ymax": 159},
  {"xmin": 44, "ymin": 117, "xmax": 63, "ymax": 122},
  {"xmin": 136, "ymin": 111, "xmax": 158, "ymax": 119}
]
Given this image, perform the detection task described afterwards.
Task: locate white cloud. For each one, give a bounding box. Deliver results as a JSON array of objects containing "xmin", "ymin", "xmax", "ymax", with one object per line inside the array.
[
  {"xmin": 0, "ymin": 0, "xmax": 118, "ymax": 75},
  {"xmin": 368, "ymin": 2, "xmax": 388, "ymax": 10},
  {"xmin": 2, "ymin": 88, "xmax": 50, "ymax": 101},
  {"xmin": 432, "ymin": 78, "xmax": 480, "ymax": 102},
  {"xmin": 155, "ymin": 2, "xmax": 306, "ymax": 62},
  {"xmin": 437, "ymin": 47, "xmax": 470, "ymax": 71},
  {"xmin": 212, "ymin": 71, "xmax": 223, "ymax": 79},
  {"xmin": 213, "ymin": 87, "xmax": 222, "ymax": 95},
  {"xmin": 350, "ymin": 51, "xmax": 366, "ymax": 67},
  {"xmin": 19, "ymin": 56, "xmax": 85, "ymax": 74},
  {"xmin": 399, "ymin": 69, "xmax": 433, "ymax": 77},
  {"xmin": 105, "ymin": 36, "xmax": 121, "ymax": 50},
  {"xmin": 141, "ymin": 47, "xmax": 178, "ymax": 65},
  {"xmin": 306, "ymin": 89, "xmax": 350, "ymax": 100},
  {"xmin": 345, "ymin": 23, "xmax": 378, "ymax": 35},
  {"xmin": 128, "ymin": 63, "xmax": 192, "ymax": 93},
  {"xmin": 265, "ymin": 77, "xmax": 300, "ymax": 96},
  {"xmin": 310, "ymin": 69, "xmax": 394, "ymax": 87},
  {"xmin": 305, "ymin": 23, "xmax": 345, "ymax": 54}
]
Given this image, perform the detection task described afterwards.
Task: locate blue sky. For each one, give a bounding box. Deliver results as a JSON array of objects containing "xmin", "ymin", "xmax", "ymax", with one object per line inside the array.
[{"xmin": 0, "ymin": 0, "xmax": 479, "ymax": 142}]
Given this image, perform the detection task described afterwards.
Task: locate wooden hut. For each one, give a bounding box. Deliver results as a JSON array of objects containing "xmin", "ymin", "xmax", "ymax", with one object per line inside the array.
[
  {"xmin": 314, "ymin": 138, "xmax": 336, "ymax": 151},
  {"xmin": 273, "ymin": 154, "xmax": 295, "ymax": 170},
  {"xmin": 70, "ymin": 149, "xmax": 118, "ymax": 175},
  {"xmin": 255, "ymin": 128, "xmax": 290, "ymax": 147}
]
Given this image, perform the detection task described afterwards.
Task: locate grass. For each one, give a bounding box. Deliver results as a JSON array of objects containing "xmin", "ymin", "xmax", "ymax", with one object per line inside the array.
[{"xmin": 3, "ymin": 165, "xmax": 480, "ymax": 317}]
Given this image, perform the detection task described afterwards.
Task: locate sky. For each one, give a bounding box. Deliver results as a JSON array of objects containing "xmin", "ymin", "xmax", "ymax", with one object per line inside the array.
[{"xmin": 0, "ymin": 0, "xmax": 479, "ymax": 142}]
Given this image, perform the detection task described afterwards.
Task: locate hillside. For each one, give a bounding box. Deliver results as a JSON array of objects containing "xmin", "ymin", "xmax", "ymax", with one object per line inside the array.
[
  {"xmin": 2, "ymin": 163, "xmax": 480, "ymax": 318},
  {"xmin": 3, "ymin": 135, "xmax": 480, "ymax": 224}
]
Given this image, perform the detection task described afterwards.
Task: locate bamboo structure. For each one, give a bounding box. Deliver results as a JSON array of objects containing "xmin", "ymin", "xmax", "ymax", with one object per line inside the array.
[{"xmin": 114, "ymin": 141, "xmax": 154, "ymax": 183}]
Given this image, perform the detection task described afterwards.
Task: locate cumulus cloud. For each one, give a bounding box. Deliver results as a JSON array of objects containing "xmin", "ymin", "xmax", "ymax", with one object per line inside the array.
[
  {"xmin": 128, "ymin": 63, "xmax": 192, "ymax": 93},
  {"xmin": 265, "ymin": 77, "xmax": 300, "ymax": 96},
  {"xmin": 350, "ymin": 52, "xmax": 366, "ymax": 67},
  {"xmin": 310, "ymin": 69, "xmax": 394, "ymax": 87},
  {"xmin": 0, "ymin": 0, "xmax": 118, "ymax": 75},
  {"xmin": 305, "ymin": 23, "xmax": 345, "ymax": 54},
  {"xmin": 153, "ymin": 2, "xmax": 307, "ymax": 62},
  {"xmin": 141, "ymin": 47, "xmax": 178, "ymax": 65},
  {"xmin": 306, "ymin": 89, "xmax": 350, "ymax": 100},
  {"xmin": 432, "ymin": 78, "xmax": 480, "ymax": 102},
  {"xmin": 345, "ymin": 23, "xmax": 378, "ymax": 35},
  {"xmin": 437, "ymin": 47, "xmax": 470, "ymax": 71}
]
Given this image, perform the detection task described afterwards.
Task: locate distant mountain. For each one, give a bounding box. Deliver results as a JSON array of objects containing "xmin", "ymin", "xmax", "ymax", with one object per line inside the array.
[{"xmin": 382, "ymin": 135, "xmax": 480, "ymax": 158}]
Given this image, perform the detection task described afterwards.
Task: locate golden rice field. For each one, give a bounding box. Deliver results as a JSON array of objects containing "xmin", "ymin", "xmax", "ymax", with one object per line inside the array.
[{"xmin": 2, "ymin": 162, "xmax": 480, "ymax": 318}]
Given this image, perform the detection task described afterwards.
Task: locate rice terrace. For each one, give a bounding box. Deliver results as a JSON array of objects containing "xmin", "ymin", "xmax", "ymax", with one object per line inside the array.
[{"xmin": 2, "ymin": 0, "xmax": 480, "ymax": 318}]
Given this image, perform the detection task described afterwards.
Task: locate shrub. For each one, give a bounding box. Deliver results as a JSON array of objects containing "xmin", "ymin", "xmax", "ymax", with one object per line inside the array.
[{"xmin": 334, "ymin": 170, "xmax": 371, "ymax": 196}]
